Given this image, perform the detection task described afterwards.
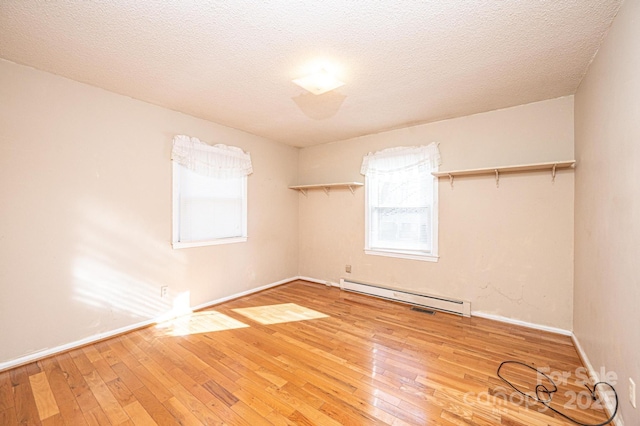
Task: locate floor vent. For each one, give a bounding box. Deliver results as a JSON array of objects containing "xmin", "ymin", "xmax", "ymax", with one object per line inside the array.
[
  {"xmin": 340, "ymin": 279, "xmax": 471, "ymax": 317},
  {"xmin": 411, "ymin": 307, "xmax": 436, "ymax": 315}
]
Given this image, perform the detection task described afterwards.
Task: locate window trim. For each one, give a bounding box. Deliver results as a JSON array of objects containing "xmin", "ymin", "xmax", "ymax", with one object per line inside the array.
[
  {"xmin": 172, "ymin": 237, "xmax": 247, "ymax": 250},
  {"xmin": 171, "ymin": 161, "xmax": 248, "ymax": 249},
  {"xmin": 363, "ymin": 163, "xmax": 439, "ymax": 262},
  {"xmin": 364, "ymin": 249, "xmax": 439, "ymax": 262}
]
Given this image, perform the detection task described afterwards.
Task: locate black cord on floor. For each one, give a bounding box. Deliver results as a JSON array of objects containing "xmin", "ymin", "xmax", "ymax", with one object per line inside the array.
[{"xmin": 496, "ymin": 360, "xmax": 618, "ymax": 426}]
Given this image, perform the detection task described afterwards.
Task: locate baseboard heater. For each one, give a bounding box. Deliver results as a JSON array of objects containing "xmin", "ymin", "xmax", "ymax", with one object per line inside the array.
[{"xmin": 340, "ymin": 279, "xmax": 471, "ymax": 317}]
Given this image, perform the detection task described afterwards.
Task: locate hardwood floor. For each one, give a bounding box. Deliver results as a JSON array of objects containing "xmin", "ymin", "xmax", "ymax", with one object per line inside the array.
[{"xmin": 0, "ymin": 280, "xmax": 614, "ymax": 425}]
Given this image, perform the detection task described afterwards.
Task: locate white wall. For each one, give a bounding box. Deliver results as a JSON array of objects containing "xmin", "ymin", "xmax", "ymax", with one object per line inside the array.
[
  {"xmin": 574, "ymin": 0, "xmax": 640, "ymax": 423},
  {"xmin": 0, "ymin": 59, "xmax": 299, "ymax": 365},
  {"xmin": 2, "ymin": 46, "xmax": 609, "ymax": 376},
  {"xmin": 298, "ymin": 97, "xmax": 575, "ymax": 330}
]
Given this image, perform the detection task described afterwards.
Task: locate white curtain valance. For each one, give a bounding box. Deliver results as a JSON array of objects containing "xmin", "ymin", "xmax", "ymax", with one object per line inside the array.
[
  {"xmin": 360, "ymin": 142, "xmax": 441, "ymax": 176},
  {"xmin": 171, "ymin": 135, "xmax": 253, "ymax": 178}
]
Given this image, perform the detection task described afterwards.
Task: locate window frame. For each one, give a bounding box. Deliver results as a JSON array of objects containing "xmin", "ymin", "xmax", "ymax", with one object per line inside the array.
[
  {"xmin": 364, "ymin": 157, "xmax": 439, "ymax": 262},
  {"xmin": 171, "ymin": 161, "xmax": 248, "ymax": 249}
]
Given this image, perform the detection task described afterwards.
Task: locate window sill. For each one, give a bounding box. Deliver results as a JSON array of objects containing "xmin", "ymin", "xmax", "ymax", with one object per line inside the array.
[
  {"xmin": 365, "ymin": 249, "xmax": 439, "ymax": 262},
  {"xmin": 172, "ymin": 237, "xmax": 247, "ymax": 249}
]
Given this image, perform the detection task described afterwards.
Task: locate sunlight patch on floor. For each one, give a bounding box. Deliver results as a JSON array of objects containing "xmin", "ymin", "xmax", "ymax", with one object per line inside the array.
[
  {"xmin": 155, "ymin": 311, "xmax": 249, "ymax": 336},
  {"xmin": 232, "ymin": 303, "xmax": 329, "ymax": 325}
]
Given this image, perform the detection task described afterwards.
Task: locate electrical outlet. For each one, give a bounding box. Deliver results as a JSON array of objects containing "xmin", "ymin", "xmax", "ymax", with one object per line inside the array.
[
  {"xmin": 160, "ymin": 286, "xmax": 169, "ymax": 299},
  {"xmin": 345, "ymin": 264, "xmax": 352, "ymax": 273},
  {"xmin": 630, "ymin": 378, "xmax": 636, "ymax": 408}
]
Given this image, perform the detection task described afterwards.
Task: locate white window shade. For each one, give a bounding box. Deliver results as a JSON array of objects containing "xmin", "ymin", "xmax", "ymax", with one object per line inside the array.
[{"xmin": 177, "ymin": 167, "xmax": 245, "ymax": 242}]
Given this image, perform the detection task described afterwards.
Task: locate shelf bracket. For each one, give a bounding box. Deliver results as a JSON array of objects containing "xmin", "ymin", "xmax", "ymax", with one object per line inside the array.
[
  {"xmin": 552, "ymin": 163, "xmax": 557, "ymax": 182},
  {"xmin": 322, "ymin": 186, "xmax": 330, "ymax": 195},
  {"xmin": 348, "ymin": 185, "xmax": 356, "ymax": 194},
  {"xmin": 495, "ymin": 169, "xmax": 500, "ymax": 188},
  {"xmin": 299, "ymin": 189, "xmax": 307, "ymax": 197},
  {"xmin": 448, "ymin": 173, "xmax": 454, "ymax": 189}
]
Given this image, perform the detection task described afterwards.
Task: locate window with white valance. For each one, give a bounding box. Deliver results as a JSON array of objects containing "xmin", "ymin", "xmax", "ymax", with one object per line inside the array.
[
  {"xmin": 171, "ymin": 135, "xmax": 252, "ymax": 248},
  {"xmin": 361, "ymin": 143, "xmax": 440, "ymax": 261}
]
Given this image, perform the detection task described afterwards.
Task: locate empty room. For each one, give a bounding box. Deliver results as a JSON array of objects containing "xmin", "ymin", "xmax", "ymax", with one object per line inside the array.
[{"xmin": 0, "ymin": 1, "xmax": 638, "ymax": 425}]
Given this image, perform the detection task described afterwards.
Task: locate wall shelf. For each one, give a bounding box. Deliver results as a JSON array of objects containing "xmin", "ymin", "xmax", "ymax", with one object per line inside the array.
[
  {"xmin": 289, "ymin": 182, "xmax": 363, "ymax": 196},
  {"xmin": 432, "ymin": 160, "xmax": 575, "ymax": 187}
]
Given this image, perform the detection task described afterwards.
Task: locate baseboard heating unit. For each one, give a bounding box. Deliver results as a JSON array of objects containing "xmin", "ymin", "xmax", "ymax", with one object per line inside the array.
[{"xmin": 340, "ymin": 279, "xmax": 471, "ymax": 317}]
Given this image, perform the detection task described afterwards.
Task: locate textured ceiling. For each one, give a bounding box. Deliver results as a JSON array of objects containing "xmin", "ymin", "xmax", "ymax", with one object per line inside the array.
[{"xmin": 0, "ymin": 1, "xmax": 622, "ymax": 147}]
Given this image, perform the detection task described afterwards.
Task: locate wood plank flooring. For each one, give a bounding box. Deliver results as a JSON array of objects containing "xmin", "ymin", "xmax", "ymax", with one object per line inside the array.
[{"xmin": 1, "ymin": 280, "xmax": 615, "ymax": 425}]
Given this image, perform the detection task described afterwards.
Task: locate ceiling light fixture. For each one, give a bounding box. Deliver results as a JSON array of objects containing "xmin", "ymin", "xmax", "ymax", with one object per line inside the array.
[{"xmin": 292, "ymin": 68, "xmax": 344, "ymax": 95}]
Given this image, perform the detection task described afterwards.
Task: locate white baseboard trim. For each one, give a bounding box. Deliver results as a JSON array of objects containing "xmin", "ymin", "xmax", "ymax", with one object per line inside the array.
[
  {"xmin": 191, "ymin": 276, "xmax": 296, "ymax": 312},
  {"xmin": 0, "ymin": 276, "xmax": 298, "ymax": 373},
  {"xmin": 298, "ymin": 276, "xmax": 340, "ymax": 287},
  {"xmin": 0, "ymin": 319, "xmax": 156, "ymax": 373},
  {"xmin": 571, "ymin": 333, "xmax": 597, "ymax": 381},
  {"xmin": 571, "ymin": 333, "xmax": 624, "ymax": 426},
  {"xmin": 471, "ymin": 311, "xmax": 572, "ymax": 336}
]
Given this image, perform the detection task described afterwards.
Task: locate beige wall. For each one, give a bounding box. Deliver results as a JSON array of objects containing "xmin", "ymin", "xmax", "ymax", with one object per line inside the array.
[
  {"xmin": 574, "ymin": 0, "xmax": 640, "ymax": 423},
  {"xmin": 0, "ymin": 59, "xmax": 299, "ymax": 365},
  {"xmin": 298, "ymin": 97, "xmax": 575, "ymax": 330}
]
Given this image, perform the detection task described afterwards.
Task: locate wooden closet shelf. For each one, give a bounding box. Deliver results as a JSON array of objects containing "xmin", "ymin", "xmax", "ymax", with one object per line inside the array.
[
  {"xmin": 289, "ymin": 182, "xmax": 364, "ymax": 196},
  {"xmin": 432, "ymin": 160, "xmax": 575, "ymax": 178},
  {"xmin": 433, "ymin": 161, "xmax": 575, "ymax": 188}
]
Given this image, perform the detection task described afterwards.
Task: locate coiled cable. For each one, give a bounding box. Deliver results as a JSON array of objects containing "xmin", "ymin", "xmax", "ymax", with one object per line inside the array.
[{"xmin": 496, "ymin": 360, "xmax": 618, "ymax": 426}]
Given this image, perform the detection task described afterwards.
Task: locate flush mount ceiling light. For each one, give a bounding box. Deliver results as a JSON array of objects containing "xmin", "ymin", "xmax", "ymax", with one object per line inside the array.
[{"xmin": 292, "ymin": 68, "xmax": 344, "ymax": 95}]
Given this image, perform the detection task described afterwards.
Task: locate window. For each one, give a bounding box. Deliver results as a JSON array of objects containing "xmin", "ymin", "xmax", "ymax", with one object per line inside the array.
[
  {"xmin": 171, "ymin": 135, "xmax": 252, "ymax": 248},
  {"xmin": 361, "ymin": 144, "xmax": 440, "ymax": 261}
]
